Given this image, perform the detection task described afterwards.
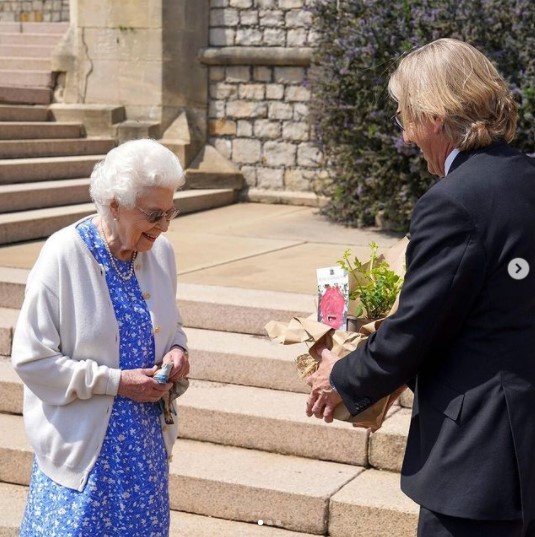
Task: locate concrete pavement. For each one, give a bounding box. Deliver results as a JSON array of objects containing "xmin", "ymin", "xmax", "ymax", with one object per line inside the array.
[{"xmin": 0, "ymin": 202, "xmax": 404, "ymax": 295}]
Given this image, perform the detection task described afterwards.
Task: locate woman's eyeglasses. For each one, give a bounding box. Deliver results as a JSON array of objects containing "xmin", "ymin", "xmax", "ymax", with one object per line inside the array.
[
  {"xmin": 391, "ymin": 112, "xmax": 404, "ymax": 131},
  {"xmin": 136, "ymin": 206, "xmax": 180, "ymax": 223}
]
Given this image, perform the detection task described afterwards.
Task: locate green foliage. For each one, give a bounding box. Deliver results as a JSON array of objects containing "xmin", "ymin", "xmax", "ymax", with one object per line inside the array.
[
  {"xmin": 338, "ymin": 242, "xmax": 403, "ymax": 320},
  {"xmin": 310, "ymin": 0, "xmax": 535, "ymax": 231}
]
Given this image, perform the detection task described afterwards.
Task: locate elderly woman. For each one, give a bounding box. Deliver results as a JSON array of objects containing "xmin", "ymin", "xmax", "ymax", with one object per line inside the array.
[
  {"xmin": 307, "ymin": 39, "xmax": 535, "ymax": 536},
  {"xmin": 12, "ymin": 138, "xmax": 189, "ymax": 536}
]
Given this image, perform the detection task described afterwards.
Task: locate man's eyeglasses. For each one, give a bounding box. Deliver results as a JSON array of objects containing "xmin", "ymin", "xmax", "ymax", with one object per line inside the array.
[
  {"xmin": 136, "ymin": 205, "xmax": 179, "ymax": 224},
  {"xmin": 391, "ymin": 112, "xmax": 404, "ymax": 131}
]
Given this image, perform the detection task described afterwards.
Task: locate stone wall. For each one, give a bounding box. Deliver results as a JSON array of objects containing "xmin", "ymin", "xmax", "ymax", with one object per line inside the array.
[
  {"xmin": 202, "ymin": 0, "xmax": 327, "ymax": 201},
  {"xmin": 0, "ymin": 0, "xmax": 69, "ymax": 22}
]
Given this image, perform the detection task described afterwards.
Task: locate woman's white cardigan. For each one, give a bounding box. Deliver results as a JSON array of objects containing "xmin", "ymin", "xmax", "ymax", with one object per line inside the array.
[{"xmin": 11, "ymin": 217, "xmax": 188, "ymax": 491}]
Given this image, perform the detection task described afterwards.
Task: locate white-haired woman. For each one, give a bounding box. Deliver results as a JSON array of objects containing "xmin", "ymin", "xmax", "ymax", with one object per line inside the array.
[{"xmin": 12, "ymin": 138, "xmax": 189, "ymax": 536}]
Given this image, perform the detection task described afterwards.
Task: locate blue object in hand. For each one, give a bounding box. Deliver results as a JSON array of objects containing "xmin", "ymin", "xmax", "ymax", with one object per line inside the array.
[{"xmin": 154, "ymin": 362, "xmax": 173, "ymax": 384}]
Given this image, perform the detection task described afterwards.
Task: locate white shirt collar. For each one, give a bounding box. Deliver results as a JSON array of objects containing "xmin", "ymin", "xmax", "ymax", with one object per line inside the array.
[{"xmin": 444, "ymin": 148, "xmax": 460, "ymax": 176}]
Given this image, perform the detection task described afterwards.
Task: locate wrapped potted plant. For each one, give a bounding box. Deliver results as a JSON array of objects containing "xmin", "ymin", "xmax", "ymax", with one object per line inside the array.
[{"xmin": 338, "ymin": 241, "xmax": 404, "ymax": 332}]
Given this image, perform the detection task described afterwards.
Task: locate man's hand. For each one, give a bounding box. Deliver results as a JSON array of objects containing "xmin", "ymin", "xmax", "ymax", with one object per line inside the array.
[{"xmin": 306, "ymin": 347, "xmax": 343, "ymax": 423}]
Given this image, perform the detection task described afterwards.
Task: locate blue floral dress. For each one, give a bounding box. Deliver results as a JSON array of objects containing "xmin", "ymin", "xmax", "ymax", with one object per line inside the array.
[{"xmin": 19, "ymin": 219, "xmax": 170, "ymax": 537}]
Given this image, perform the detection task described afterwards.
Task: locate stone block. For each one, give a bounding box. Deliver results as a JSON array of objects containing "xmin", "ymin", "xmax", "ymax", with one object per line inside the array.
[
  {"xmin": 285, "ymin": 85, "xmax": 311, "ymax": 102},
  {"xmin": 282, "ymin": 121, "xmax": 309, "ymax": 141},
  {"xmin": 238, "ymin": 83, "xmax": 265, "ymax": 100},
  {"xmin": 279, "ymin": 0, "xmax": 304, "ymax": 7},
  {"xmin": 226, "ymin": 100, "xmax": 267, "ymax": 119},
  {"xmin": 237, "ymin": 119, "xmax": 253, "ymax": 137},
  {"xmin": 256, "ymin": 0, "xmax": 277, "ymax": 8},
  {"xmin": 263, "ymin": 141, "xmax": 296, "ymax": 167},
  {"xmin": 77, "ymin": 0, "xmax": 161, "ymax": 28},
  {"xmin": 274, "ymin": 67, "xmax": 305, "ymax": 84},
  {"xmin": 297, "ymin": 143, "xmax": 322, "ymax": 167},
  {"xmin": 211, "ymin": 82, "xmax": 238, "ymax": 100},
  {"xmin": 240, "ymin": 9, "xmax": 258, "ymax": 25},
  {"xmin": 285, "ymin": 9, "xmax": 312, "ymax": 28},
  {"xmin": 293, "ymin": 102, "xmax": 309, "ymax": 120},
  {"xmin": 284, "ymin": 169, "xmax": 311, "ymax": 191},
  {"xmin": 235, "ymin": 28, "xmax": 262, "ymax": 46},
  {"xmin": 263, "ymin": 28, "xmax": 286, "ymax": 46},
  {"xmin": 266, "ymin": 84, "xmax": 284, "ymax": 100},
  {"xmin": 257, "ymin": 167, "xmax": 284, "ymax": 189},
  {"xmin": 268, "ymin": 102, "xmax": 293, "ymax": 120},
  {"xmin": 229, "ymin": 0, "xmax": 253, "ymax": 7},
  {"xmin": 253, "ymin": 66, "xmax": 272, "ymax": 82},
  {"xmin": 287, "ymin": 29, "xmax": 307, "ymax": 47},
  {"xmin": 259, "ymin": 9, "xmax": 284, "ymax": 26},
  {"xmin": 226, "ymin": 65, "xmax": 251, "ymax": 82},
  {"xmin": 209, "ymin": 119, "xmax": 237, "ymax": 136},
  {"xmin": 209, "ymin": 66, "xmax": 226, "ymax": 81},
  {"xmin": 233, "ymin": 138, "xmax": 262, "ymax": 164},
  {"xmin": 254, "ymin": 119, "xmax": 281, "ymax": 139}
]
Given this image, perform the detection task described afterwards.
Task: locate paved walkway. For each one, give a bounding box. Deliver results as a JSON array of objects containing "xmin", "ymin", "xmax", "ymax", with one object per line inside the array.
[{"xmin": 0, "ymin": 202, "xmax": 404, "ymax": 294}]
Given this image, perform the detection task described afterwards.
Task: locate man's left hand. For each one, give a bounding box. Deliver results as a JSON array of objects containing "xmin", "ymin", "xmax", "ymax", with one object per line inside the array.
[{"xmin": 306, "ymin": 347, "xmax": 343, "ymax": 423}]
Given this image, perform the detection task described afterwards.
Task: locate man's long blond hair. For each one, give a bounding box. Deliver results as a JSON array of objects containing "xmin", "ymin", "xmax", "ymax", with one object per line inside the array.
[{"xmin": 388, "ymin": 38, "xmax": 517, "ymax": 151}]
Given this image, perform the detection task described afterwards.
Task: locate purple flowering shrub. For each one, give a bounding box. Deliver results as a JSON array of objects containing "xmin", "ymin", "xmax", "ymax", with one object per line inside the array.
[{"xmin": 310, "ymin": 0, "xmax": 535, "ymax": 231}]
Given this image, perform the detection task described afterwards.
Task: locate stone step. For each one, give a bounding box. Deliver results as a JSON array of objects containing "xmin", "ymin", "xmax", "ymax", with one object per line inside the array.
[
  {"xmin": 0, "ymin": 45, "xmax": 55, "ymax": 58},
  {"xmin": 0, "ymin": 357, "xmax": 21, "ymax": 414},
  {"xmin": 177, "ymin": 283, "xmax": 314, "ymax": 336},
  {"xmin": 0, "ymin": 104, "xmax": 49, "ymax": 122},
  {"xmin": 179, "ymin": 379, "xmax": 370, "ymax": 466},
  {"xmin": 0, "ymin": 137, "xmax": 115, "ymax": 158},
  {"xmin": 0, "ymin": 310, "xmax": 18, "ymax": 357},
  {"xmin": 0, "ymin": 189, "xmax": 237, "ymax": 247},
  {"xmin": 0, "ymin": 178, "xmax": 91, "ymax": 213},
  {"xmin": 369, "ymin": 408, "xmax": 411, "ymax": 473},
  {"xmin": 0, "ymin": 362, "xmax": 408, "ymax": 469},
  {"xmin": 0, "ymin": 121, "xmax": 83, "ymax": 140},
  {"xmin": 0, "ymin": 33, "xmax": 63, "ymax": 47},
  {"xmin": 0, "ymin": 155, "xmax": 102, "ymax": 184},
  {"xmin": 0, "ymin": 57, "xmax": 50, "ymax": 71},
  {"xmin": 0, "ymin": 412, "xmax": 362, "ymax": 534},
  {"xmin": 0, "ymin": 22, "xmax": 69, "ymax": 35},
  {"xmin": 329, "ymin": 468, "xmax": 418, "ymax": 537},
  {"xmin": 0, "ymin": 85, "xmax": 52, "ymax": 105},
  {"xmin": 0, "ymin": 69, "xmax": 54, "ymax": 87},
  {"xmin": 0, "ymin": 482, "xmax": 317, "ymax": 537},
  {"xmin": 186, "ymin": 326, "xmax": 308, "ymax": 393},
  {"xmin": 171, "ymin": 439, "xmax": 363, "ymax": 535}
]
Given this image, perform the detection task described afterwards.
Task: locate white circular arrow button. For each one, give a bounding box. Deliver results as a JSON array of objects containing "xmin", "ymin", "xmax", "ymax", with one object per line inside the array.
[{"xmin": 508, "ymin": 258, "xmax": 530, "ymax": 280}]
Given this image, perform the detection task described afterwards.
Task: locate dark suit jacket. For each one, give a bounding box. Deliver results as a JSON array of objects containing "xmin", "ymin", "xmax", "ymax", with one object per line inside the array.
[{"xmin": 331, "ymin": 142, "xmax": 535, "ymax": 521}]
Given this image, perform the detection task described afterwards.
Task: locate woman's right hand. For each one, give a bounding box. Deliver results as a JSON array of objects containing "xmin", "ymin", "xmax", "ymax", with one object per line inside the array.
[{"xmin": 117, "ymin": 367, "xmax": 172, "ymax": 403}]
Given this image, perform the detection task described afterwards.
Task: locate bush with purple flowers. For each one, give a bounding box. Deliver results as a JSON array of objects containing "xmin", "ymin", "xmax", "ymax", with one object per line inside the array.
[{"xmin": 310, "ymin": 0, "xmax": 535, "ymax": 231}]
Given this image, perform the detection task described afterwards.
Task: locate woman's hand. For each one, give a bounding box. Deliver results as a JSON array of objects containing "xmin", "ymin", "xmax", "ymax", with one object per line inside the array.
[
  {"xmin": 162, "ymin": 346, "xmax": 190, "ymax": 382},
  {"xmin": 118, "ymin": 367, "xmax": 171, "ymax": 403}
]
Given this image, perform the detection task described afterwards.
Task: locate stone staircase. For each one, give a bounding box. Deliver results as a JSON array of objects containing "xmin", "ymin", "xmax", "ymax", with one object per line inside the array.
[
  {"xmin": 0, "ymin": 267, "xmax": 418, "ymax": 535},
  {"xmin": 0, "ymin": 21, "xmax": 68, "ymax": 105},
  {"xmin": 0, "ymin": 21, "xmax": 242, "ymax": 246}
]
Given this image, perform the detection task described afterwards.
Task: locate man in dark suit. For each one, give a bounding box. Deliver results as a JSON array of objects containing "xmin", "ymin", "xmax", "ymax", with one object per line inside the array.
[{"xmin": 306, "ymin": 38, "xmax": 535, "ymax": 536}]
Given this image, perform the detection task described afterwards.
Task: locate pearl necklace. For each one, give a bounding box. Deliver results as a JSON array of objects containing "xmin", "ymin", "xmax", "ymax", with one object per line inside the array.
[{"xmin": 99, "ymin": 221, "xmax": 138, "ymax": 281}]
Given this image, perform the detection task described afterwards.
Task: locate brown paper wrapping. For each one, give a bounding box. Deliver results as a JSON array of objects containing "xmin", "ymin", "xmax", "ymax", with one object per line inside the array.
[{"xmin": 265, "ymin": 315, "xmax": 405, "ymax": 432}]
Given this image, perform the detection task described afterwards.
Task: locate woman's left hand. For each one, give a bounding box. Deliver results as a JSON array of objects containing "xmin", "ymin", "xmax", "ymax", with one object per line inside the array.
[{"xmin": 162, "ymin": 346, "xmax": 190, "ymax": 382}]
